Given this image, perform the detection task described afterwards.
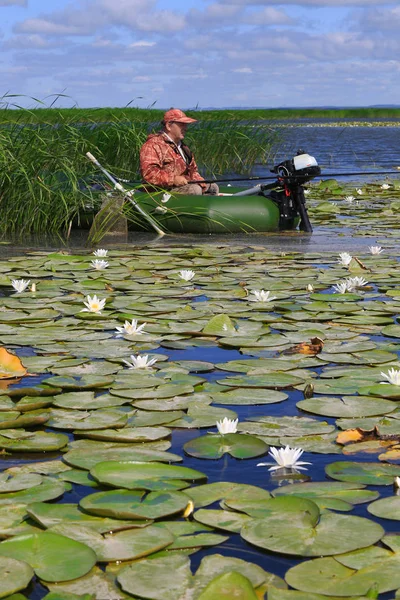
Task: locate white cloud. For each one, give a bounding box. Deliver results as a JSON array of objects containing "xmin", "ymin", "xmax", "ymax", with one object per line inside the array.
[
  {"xmin": 356, "ymin": 6, "xmax": 400, "ymax": 31},
  {"xmin": 233, "ymin": 67, "xmax": 253, "ymax": 73},
  {"xmin": 129, "ymin": 41, "xmax": 156, "ymax": 47},
  {"xmin": 243, "ymin": 7, "xmax": 295, "ymax": 25},
  {"xmin": 15, "ymin": 0, "xmax": 185, "ymax": 36}
]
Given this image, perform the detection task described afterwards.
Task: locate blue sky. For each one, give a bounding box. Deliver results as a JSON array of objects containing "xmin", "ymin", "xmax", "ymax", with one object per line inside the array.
[{"xmin": 0, "ymin": 0, "xmax": 399, "ymax": 109}]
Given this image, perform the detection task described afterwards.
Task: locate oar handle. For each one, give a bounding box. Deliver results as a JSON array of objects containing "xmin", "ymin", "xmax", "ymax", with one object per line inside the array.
[{"xmin": 85, "ymin": 152, "xmax": 165, "ymax": 236}]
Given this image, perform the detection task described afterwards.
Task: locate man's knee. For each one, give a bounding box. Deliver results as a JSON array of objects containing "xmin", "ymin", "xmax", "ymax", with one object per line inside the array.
[{"xmin": 171, "ymin": 183, "xmax": 203, "ymax": 195}]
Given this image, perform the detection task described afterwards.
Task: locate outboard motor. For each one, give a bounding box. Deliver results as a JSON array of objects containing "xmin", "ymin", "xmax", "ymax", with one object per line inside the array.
[{"xmin": 263, "ymin": 150, "xmax": 321, "ymax": 232}]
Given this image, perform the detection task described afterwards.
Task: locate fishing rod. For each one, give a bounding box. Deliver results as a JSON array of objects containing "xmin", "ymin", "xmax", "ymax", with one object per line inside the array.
[
  {"xmin": 194, "ymin": 169, "xmax": 400, "ymax": 184},
  {"xmin": 105, "ymin": 168, "xmax": 400, "ymax": 188}
]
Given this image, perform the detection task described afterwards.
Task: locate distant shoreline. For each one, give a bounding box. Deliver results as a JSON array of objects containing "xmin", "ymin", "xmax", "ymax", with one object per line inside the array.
[{"xmin": 1, "ymin": 106, "xmax": 400, "ymax": 125}]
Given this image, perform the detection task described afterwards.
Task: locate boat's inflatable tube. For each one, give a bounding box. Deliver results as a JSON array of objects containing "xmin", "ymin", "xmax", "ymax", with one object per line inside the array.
[{"xmin": 130, "ymin": 187, "xmax": 283, "ymax": 234}]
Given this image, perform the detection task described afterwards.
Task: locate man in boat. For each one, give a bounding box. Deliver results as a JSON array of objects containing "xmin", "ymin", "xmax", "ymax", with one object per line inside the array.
[{"xmin": 140, "ymin": 108, "xmax": 219, "ymax": 195}]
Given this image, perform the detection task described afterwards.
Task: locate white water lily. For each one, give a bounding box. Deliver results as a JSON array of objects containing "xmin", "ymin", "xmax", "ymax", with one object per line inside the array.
[
  {"xmin": 179, "ymin": 269, "xmax": 195, "ymax": 282},
  {"xmin": 346, "ymin": 276, "xmax": 368, "ymax": 290},
  {"xmin": 116, "ymin": 319, "xmax": 147, "ymax": 335},
  {"xmin": 337, "ymin": 252, "xmax": 352, "ymax": 266},
  {"xmin": 333, "ymin": 281, "xmax": 350, "ymax": 294},
  {"xmin": 30, "ymin": 282, "xmax": 36, "ymax": 292},
  {"xmin": 81, "ymin": 294, "xmax": 106, "ymax": 313},
  {"xmin": 123, "ymin": 354, "xmax": 158, "ymax": 369},
  {"xmin": 93, "ymin": 249, "xmax": 108, "ymax": 257},
  {"xmin": 356, "ymin": 188, "xmax": 363, "ymax": 195},
  {"xmin": 257, "ymin": 445, "xmax": 311, "ymax": 472},
  {"xmin": 344, "ymin": 195, "xmax": 355, "ymax": 203},
  {"xmin": 91, "ymin": 259, "xmax": 109, "ymax": 270},
  {"xmin": 11, "ymin": 279, "xmax": 30, "ymax": 293},
  {"xmin": 303, "ymin": 189, "xmax": 310, "ymax": 196},
  {"xmin": 249, "ymin": 289, "xmax": 277, "ymax": 303},
  {"xmin": 306, "ymin": 284, "xmax": 314, "ymax": 292},
  {"xmin": 380, "ymin": 368, "xmax": 400, "ymax": 386},
  {"xmin": 369, "ymin": 246, "xmax": 383, "ymax": 255},
  {"xmin": 381, "ymin": 183, "xmax": 390, "ymax": 190},
  {"xmin": 216, "ymin": 417, "xmax": 239, "ymax": 435},
  {"xmin": 394, "ymin": 476, "xmax": 400, "ymax": 492}
]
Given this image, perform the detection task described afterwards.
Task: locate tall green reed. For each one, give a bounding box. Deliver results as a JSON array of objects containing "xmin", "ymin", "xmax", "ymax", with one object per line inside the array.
[{"xmin": 0, "ymin": 95, "xmax": 278, "ymax": 235}]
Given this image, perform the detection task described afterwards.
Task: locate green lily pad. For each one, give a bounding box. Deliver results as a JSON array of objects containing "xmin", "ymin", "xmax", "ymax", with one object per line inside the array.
[
  {"xmin": 217, "ymin": 373, "xmax": 304, "ymax": 389},
  {"xmin": 27, "ymin": 503, "xmax": 149, "ymax": 533},
  {"xmin": 51, "ymin": 391, "xmax": 127, "ymax": 410},
  {"xmin": 197, "ymin": 571, "xmax": 258, "ymax": 600},
  {"xmin": 117, "ymin": 553, "xmax": 279, "ymax": 600},
  {"xmin": 63, "ymin": 445, "xmax": 181, "ymax": 470},
  {"xmin": 0, "ymin": 473, "xmax": 43, "ymax": 493},
  {"xmin": 326, "ymin": 461, "xmax": 400, "ymax": 485},
  {"xmin": 183, "ymin": 433, "xmax": 268, "ymax": 459},
  {"xmin": 239, "ymin": 415, "xmax": 335, "ymax": 437},
  {"xmin": 272, "ymin": 481, "xmax": 379, "ymax": 506},
  {"xmin": 80, "ymin": 489, "xmax": 190, "ymax": 519},
  {"xmin": 285, "ymin": 554, "xmax": 400, "ymax": 596},
  {"xmin": 187, "ymin": 481, "xmax": 271, "ymax": 507},
  {"xmin": 0, "ymin": 478, "xmax": 67, "ymax": 505},
  {"xmin": 202, "ymin": 314, "xmax": 237, "ymax": 335},
  {"xmin": 0, "ymin": 531, "xmax": 96, "ymax": 582},
  {"xmin": 76, "ymin": 426, "xmax": 171, "ymax": 443},
  {"xmin": 241, "ymin": 496, "xmax": 384, "ymax": 556},
  {"xmin": 0, "ymin": 431, "xmax": 69, "ymax": 452},
  {"xmin": 210, "ymin": 388, "xmax": 288, "ymax": 405},
  {"xmin": 48, "ymin": 523, "xmax": 174, "ymax": 562},
  {"xmin": 367, "ymin": 496, "xmax": 400, "ymax": 520},
  {"xmin": 296, "ymin": 395, "xmax": 396, "ymax": 418},
  {"xmin": 90, "ymin": 461, "xmax": 206, "ymax": 490},
  {"xmin": 48, "ymin": 408, "xmax": 127, "ymax": 430},
  {"xmin": 194, "ymin": 509, "xmax": 253, "ymax": 532},
  {"xmin": 0, "ymin": 556, "xmax": 34, "ymax": 597}
]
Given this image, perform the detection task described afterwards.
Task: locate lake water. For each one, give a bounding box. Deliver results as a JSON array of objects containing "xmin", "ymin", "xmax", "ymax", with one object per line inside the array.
[{"xmin": 258, "ymin": 119, "xmax": 400, "ymax": 180}]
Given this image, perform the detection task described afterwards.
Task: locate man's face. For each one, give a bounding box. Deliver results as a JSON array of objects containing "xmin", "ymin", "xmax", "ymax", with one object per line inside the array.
[{"xmin": 168, "ymin": 121, "xmax": 187, "ymax": 142}]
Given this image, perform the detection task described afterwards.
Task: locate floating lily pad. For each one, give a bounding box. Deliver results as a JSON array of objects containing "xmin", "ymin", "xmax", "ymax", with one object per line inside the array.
[
  {"xmin": 186, "ymin": 482, "xmax": 271, "ymax": 508},
  {"xmin": 239, "ymin": 415, "xmax": 335, "ymax": 437},
  {"xmin": 183, "ymin": 433, "xmax": 268, "ymax": 459},
  {"xmin": 63, "ymin": 446, "xmax": 181, "ymax": 470},
  {"xmin": 194, "ymin": 508, "xmax": 253, "ymax": 532},
  {"xmin": 27, "ymin": 503, "xmax": 149, "ymax": 533},
  {"xmin": 285, "ymin": 554, "xmax": 400, "ymax": 596},
  {"xmin": 0, "ymin": 555, "xmax": 34, "ymax": 597},
  {"xmin": 0, "ymin": 431, "xmax": 69, "ymax": 452},
  {"xmin": 0, "ymin": 478, "xmax": 67, "ymax": 505},
  {"xmin": 76, "ymin": 426, "xmax": 171, "ymax": 443},
  {"xmin": 210, "ymin": 388, "xmax": 288, "ymax": 405},
  {"xmin": 217, "ymin": 373, "xmax": 304, "ymax": 389},
  {"xmin": 90, "ymin": 461, "xmax": 206, "ymax": 490},
  {"xmin": 326, "ymin": 461, "xmax": 400, "ymax": 485},
  {"xmin": 297, "ymin": 395, "xmax": 396, "ymax": 418},
  {"xmin": 80, "ymin": 489, "xmax": 190, "ymax": 520},
  {"xmin": 0, "ymin": 531, "xmax": 96, "ymax": 582},
  {"xmin": 367, "ymin": 496, "xmax": 400, "ymax": 520},
  {"xmin": 117, "ymin": 553, "xmax": 280, "ymax": 600},
  {"xmin": 272, "ymin": 482, "xmax": 379, "ymax": 506},
  {"xmin": 0, "ymin": 473, "xmax": 43, "ymax": 493},
  {"xmin": 48, "ymin": 523, "xmax": 174, "ymax": 562},
  {"xmin": 241, "ymin": 496, "xmax": 384, "ymax": 556}
]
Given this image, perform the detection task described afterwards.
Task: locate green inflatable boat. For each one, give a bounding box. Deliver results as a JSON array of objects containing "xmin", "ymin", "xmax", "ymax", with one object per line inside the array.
[{"xmin": 85, "ymin": 151, "xmax": 321, "ymax": 235}]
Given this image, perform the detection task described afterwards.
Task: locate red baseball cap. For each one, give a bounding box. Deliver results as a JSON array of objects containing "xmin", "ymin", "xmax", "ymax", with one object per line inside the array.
[{"xmin": 163, "ymin": 108, "xmax": 197, "ymax": 124}]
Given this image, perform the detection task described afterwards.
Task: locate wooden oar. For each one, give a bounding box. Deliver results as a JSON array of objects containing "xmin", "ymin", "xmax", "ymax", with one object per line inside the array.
[{"xmin": 85, "ymin": 152, "xmax": 165, "ymax": 238}]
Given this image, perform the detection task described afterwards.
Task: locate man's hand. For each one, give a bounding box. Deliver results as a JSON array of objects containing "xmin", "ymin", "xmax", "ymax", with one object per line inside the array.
[{"xmin": 173, "ymin": 175, "xmax": 188, "ymax": 187}]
